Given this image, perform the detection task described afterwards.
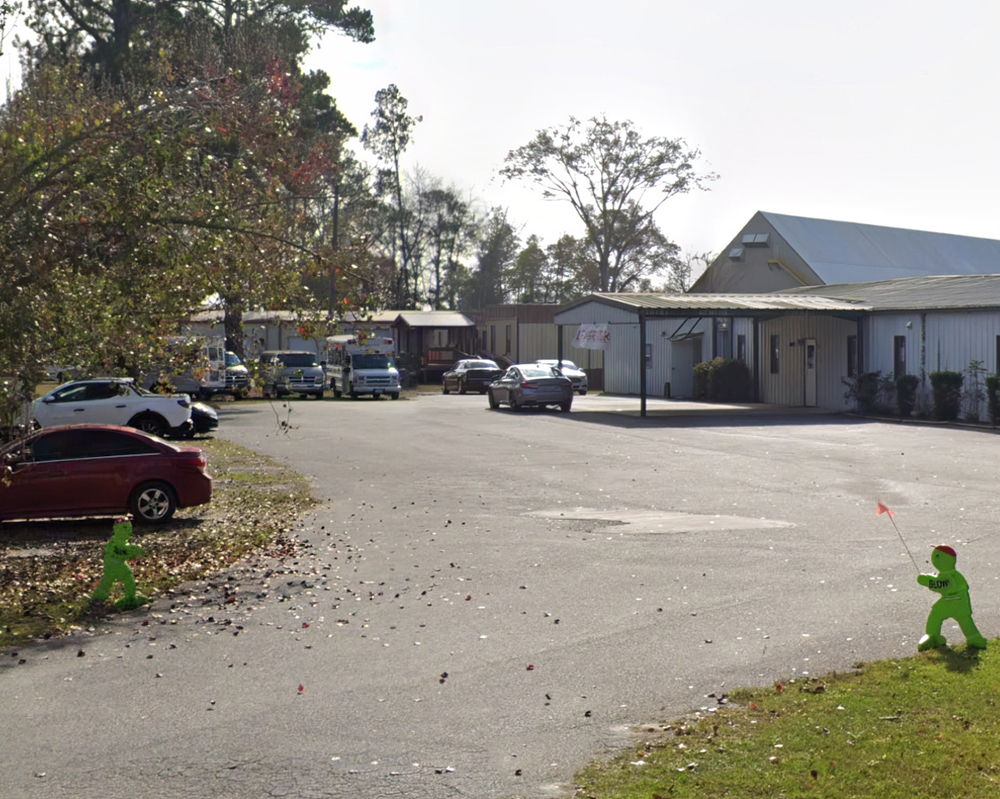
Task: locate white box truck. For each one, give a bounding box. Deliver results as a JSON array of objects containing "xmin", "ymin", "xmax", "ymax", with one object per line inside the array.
[
  {"xmin": 143, "ymin": 336, "xmax": 249, "ymax": 399},
  {"xmin": 326, "ymin": 335, "xmax": 400, "ymax": 400}
]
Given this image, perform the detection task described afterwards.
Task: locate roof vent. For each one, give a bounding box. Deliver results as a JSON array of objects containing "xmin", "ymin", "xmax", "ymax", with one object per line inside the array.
[
  {"xmin": 729, "ymin": 247, "xmax": 744, "ymax": 261},
  {"xmin": 741, "ymin": 233, "xmax": 770, "ymax": 247}
]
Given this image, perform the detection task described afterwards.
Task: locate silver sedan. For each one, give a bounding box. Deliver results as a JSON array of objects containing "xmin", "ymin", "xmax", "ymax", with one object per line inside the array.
[{"xmin": 487, "ymin": 364, "xmax": 573, "ymax": 412}]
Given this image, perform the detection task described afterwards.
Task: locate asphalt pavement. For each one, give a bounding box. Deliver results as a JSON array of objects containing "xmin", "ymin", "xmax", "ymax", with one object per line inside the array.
[{"xmin": 3, "ymin": 392, "xmax": 1000, "ymax": 798}]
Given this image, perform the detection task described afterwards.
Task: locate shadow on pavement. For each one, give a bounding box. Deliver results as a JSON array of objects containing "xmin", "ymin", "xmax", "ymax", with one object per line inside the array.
[{"xmin": 563, "ymin": 408, "xmax": 871, "ymax": 430}]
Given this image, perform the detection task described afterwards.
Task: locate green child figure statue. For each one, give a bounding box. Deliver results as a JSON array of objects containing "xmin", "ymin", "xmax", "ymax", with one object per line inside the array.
[
  {"xmin": 916, "ymin": 545, "xmax": 987, "ymax": 651},
  {"xmin": 91, "ymin": 517, "xmax": 149, "ymax": 610}
]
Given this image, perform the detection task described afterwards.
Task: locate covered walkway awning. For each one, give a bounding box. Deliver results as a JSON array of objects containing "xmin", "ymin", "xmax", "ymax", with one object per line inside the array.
[{"xmin": 553, "ymin": 293, "xmax": 870, "ymax": 417}]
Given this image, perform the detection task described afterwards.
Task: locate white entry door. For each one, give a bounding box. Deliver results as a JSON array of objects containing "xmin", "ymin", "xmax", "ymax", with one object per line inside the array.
[
  {"xmin": 670, "ymin": 337, "xmax": 700, "ymax": 398},
  {"xmin": 804, "ymin": 338, "xmax": 817, "ymax": 406}
]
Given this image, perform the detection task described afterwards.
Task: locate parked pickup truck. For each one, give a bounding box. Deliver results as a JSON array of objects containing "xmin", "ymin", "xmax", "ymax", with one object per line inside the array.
[
  {"xmin": 32, "ymin": 378, "xmax": 193, "ymax": 438},
  {"xmin": 259, "ymin": 350, "xmax": 325, "ymax": 399}
]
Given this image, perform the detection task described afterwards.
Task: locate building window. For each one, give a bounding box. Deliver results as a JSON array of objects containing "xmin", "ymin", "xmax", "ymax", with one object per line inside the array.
[
  {"xmin": 996, "ymin": 335, "xmax": 1000, "ymax": 374},
  {"xmin": 715, "ymin": 318, "xmax": 732, "ymax": 359},
  {"xmin": 742, "ymin": 233, "xmax": 770, "ymax": 247},
  {"xmin": 505, "ymin": 324, "xmax": 512, "ymax": 355},
  {"xmin": 490, "ymin": 325, "xmax": 496, "ymax": 354},
  {"xmin": 770, "ymin": 335, "xmax": 780, "ymax": 374},
  {"xmin": 737, "ymin": 334, "xmax": 747, "ymax": 363},
  {"xmin": 847, "ymin": 335, "xmax": 858, "ymax": 378},
  {"xmin": 894, "ymin": 336, "xmax": 906, "ymax": 378}
]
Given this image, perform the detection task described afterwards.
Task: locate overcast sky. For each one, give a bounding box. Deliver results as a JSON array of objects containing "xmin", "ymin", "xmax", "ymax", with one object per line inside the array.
[{"xmin": 307, "ymin": 0, "xmax": 1000, "ymax": 258}]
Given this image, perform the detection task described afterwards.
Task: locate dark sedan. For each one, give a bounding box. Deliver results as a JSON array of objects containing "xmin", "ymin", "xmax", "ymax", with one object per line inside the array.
[
  {"xmin": 442, "ymin": 359, "xmax": 503, "ymax": 394},
  {"xmin": 188, "ymin": 401, "xmax": 219, "ymax": 437},
  {"xmin": 487, "ymin": 364, "xmax": 573, "ymax": 412},
  {"xmin": 0, "ymin": 425, "xmax": 213, "ymax": 525}
]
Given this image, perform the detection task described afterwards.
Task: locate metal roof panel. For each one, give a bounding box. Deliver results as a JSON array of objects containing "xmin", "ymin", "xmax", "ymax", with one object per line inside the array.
[{"xmin": 762, "ymin": 212, "xmax": 1000, "ymax": 284}]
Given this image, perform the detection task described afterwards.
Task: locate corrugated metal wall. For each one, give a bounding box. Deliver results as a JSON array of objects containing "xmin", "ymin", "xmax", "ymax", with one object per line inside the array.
[
  {"xmin": 555, "ymin": 303, "xmax": 636, "ymax": 325},
  {"xmin": 604, "ymin": 323, "xmax": 641, "ymax": 394},
  {"xmin": 597, "ymin": 318, "xmax": 713, "ymax": 396},
  {"xmin": 758, "ymin": 314, "xmax": 858, "ymax": 408},
  {"xmin": 516, "ymin": 323, "xmax": 558, "ymax": 363},
  {"xmin": 865, "ymin": 311, "xmax": 1000, "ymax": 421},
  {"xmin": 868, "ymin": 311, "xmax": 1000, "ymax": 376},
  {"xmin": 925, "ymin": 311, "xmax": 1000, "ymax": 376}
]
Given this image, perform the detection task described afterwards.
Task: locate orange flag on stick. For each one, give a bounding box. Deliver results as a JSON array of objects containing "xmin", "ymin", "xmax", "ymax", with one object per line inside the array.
[{"xmin": 876, "ymin": 499, "xmax": 919, "ymax": 572}]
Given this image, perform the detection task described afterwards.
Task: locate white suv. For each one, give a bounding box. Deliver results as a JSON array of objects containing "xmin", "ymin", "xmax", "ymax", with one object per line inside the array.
[
  {"xmin": 32, "ymin": 378, "xmax": 193, "ymax": 437},
  {"xmin": 536, "ymin": 359, "xmax": 588, "ymax": 395}
]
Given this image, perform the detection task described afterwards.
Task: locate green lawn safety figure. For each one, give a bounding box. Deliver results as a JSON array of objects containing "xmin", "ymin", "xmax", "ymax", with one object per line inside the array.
[
  {"xmin": 91, "ymin": 517, "xmax": 149, "ymax": 610},
  {"xmin": 916, "ymin": 545, "xmax": 987, "ymax": 651}
]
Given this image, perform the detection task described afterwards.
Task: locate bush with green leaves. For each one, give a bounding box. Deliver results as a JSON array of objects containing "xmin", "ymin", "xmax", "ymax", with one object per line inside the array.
[
  {"xmin": 930, "ymin": 370, "xmax": 964, "ymax": 421},
  {"xmin": 693, "ymin": 358, "xmax": 752, "ymax": 402},
  {"xmin": 843, "ymin": 371, "xmax": 893, "ymax": 415},
  {"xmin": 986, "ymin": 374, "xmax": 1000, "ymax": 427}
]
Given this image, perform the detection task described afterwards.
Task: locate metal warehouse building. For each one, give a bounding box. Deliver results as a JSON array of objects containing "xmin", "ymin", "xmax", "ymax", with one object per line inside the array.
[{"xmin": 556, "ymin": 211, "xmax": 1000, "ymax": 420}]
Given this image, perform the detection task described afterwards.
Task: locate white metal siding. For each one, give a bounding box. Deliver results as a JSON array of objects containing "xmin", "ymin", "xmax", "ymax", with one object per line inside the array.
[
  {"xmin": 555, "ymin": 303, "xmax": 637, "ymax": 325},
  {"xmin": 925, "ymin": 311, "xmax": 1000, "ymax": 375},
  {"xmin": 604, "ymin": 323, "xmax": 640, "ymax": 393},
  {"xmin": 758, "ymin": 315, "xmax": 858, "ymax": 408},
  {"xmin": 593, "ymin": 317, "xmax": 711, "ymax": 396},
  {"xmin": 516, "ymin": 323, "xmax": 558, "ymax": 363},
  {"xmin": 866, "ymin": 310, "xmax": 1000, "ymax": 421}
]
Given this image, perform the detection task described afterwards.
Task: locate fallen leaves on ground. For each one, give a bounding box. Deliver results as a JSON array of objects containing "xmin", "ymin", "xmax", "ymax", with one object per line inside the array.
[{"xmin": 0, "ymin": 438, "xmax": 315, "ymax": 646}]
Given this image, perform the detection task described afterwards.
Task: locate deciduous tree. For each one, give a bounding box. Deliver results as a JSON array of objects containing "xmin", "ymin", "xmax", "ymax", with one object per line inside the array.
[
  {"xmin": 500, "ymin": 115, "xmax": 715, "ymax": 293},
  {"xmin": 462, "ymin": 207, "xmax": 518, "ymax": 309},
  {"xmin": 22, "ymin": 0, "xmax": 373, "ymax": 82},
  {"xmin": 362, "ymin": 83, "xmax": 421, "ymax": 307}
]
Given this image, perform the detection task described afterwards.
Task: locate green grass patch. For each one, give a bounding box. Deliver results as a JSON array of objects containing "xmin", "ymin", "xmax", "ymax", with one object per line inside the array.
[
  {"xmin": 0, "ymin": 437, "xmax": 315, "ymax": 647},
  {"xmin": 576, "ymin": 647, "xmax": 1000, "ymax": 798}
]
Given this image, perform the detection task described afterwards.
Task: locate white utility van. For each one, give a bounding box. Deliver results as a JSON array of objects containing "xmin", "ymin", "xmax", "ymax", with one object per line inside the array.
[
  {"xmin": 143, "ymin": 336, "xmax": 249, "ymax": 398},
  {"xmin": 325, "ymin": 335, "xmax": 400, "ymax": 400}
]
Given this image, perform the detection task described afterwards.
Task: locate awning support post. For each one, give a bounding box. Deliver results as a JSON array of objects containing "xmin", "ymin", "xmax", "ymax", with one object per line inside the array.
[{"xmin": 639, "ymin": 309, "xmax": 647, "ymax": 418}]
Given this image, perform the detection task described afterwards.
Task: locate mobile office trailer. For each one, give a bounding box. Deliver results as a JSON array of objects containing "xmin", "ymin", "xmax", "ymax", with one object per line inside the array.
[{"xmin": 325, "ymin": 335, "xmax": 401, "ymax": 400}]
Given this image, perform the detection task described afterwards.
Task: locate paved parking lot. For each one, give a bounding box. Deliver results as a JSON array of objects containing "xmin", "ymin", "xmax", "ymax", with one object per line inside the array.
[{"xmin": 3, "ymin": 393, "xmax": 999, "ymax": 798}]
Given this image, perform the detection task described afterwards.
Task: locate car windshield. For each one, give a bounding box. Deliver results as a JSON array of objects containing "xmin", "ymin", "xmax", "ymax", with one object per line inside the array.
[
  {"xmin": 465, "ymin": 360, "xmax": 498, "ymax": 370},
  {"xmin": 354, "ymin": 354, "xmax": 394, "ymax": 369},
  {"xmin": 278, "ymin": 353, "xmax": 319, "ymax": 367},
  {"xmin": 225, "ymin": 352, "xmax": 243, "ymax": 367}
]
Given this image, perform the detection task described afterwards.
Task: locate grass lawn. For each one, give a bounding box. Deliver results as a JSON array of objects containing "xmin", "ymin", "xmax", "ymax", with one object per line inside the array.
[
  {"xmin": 0, "ymin": 437, "xmax": 315, "ymax": 648},
  {"xmin": 575, "ymin": 644, "xmax": 1000, "ymax": 798}
]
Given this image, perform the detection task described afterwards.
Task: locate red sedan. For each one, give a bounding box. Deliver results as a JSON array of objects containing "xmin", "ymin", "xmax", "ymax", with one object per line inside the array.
[{"xmin": 0, "ymin": 425, "xmax": 213, "ymax": 525}]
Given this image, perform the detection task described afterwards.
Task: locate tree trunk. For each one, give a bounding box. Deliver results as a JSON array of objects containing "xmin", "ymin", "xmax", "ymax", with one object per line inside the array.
[{"xmin": 224, "ymin": 301, "xmax": 245, "ymax": 360}]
